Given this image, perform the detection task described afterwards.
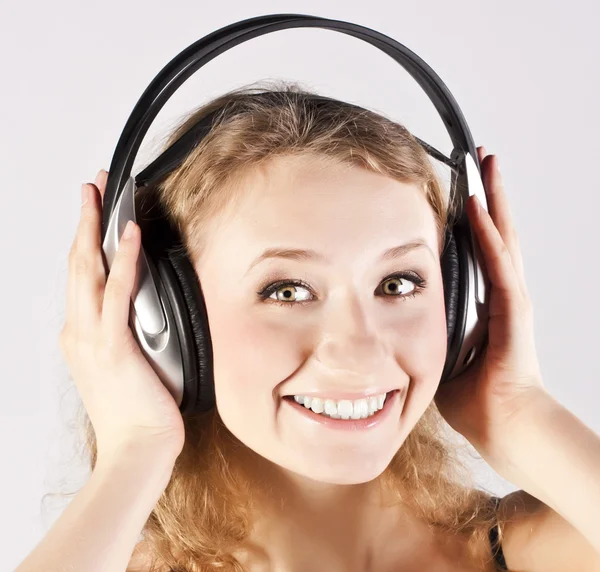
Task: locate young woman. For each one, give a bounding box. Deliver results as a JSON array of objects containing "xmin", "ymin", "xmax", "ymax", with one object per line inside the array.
[{"xmin": 16, "ymin": 85, "xmax": 600, "ymax": 572}]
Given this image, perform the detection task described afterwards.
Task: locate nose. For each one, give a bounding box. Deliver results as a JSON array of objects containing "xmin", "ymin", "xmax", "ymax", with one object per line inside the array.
[{"xmin": 315, "ymin": 294, "xmax": 386, "ymax": 376}]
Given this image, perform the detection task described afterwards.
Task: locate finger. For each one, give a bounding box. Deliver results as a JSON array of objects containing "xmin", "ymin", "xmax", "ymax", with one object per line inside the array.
[
  {"xmin": 73, "ymin": 183, "xmax": 106, "ymax": 339},
  {"xmin": 64, "ymin": 174, "xmax": 107, "ymax": 338},
  {"xmin": 481, "ymin": 155, "xmax": 527, "ymax": 298},
  {"xmin": 467, "ymin": 195, "xmax": 526, "ymax": 315},
  {"xmin": 476, "ymin": 147, "xmax": 527, "ymax": 297},
  {"xmin": 101, "ymin": 220, "xmax": 141, "ymax": 344},
  {"xmin": 94, "ymin": 169, "xmax": 108, "ymax": 202},
  {"xmin": 477, "ymin": 145, "xmax": 487, "ymax": 164},
  {"xmin": 65, "ymin": 183, "xmax": 99, "ymax": 334}
]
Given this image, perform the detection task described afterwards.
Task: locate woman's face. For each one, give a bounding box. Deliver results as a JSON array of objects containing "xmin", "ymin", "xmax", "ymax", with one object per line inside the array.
[{"xmin": 194, "ymin": 154, "xmax": 448, "ymax": 485}]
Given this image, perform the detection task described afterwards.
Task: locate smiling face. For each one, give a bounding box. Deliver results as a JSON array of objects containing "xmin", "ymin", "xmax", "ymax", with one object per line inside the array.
[{"xmin": 193, "ymin": 153, "xmax": 448, "ymax": 485}]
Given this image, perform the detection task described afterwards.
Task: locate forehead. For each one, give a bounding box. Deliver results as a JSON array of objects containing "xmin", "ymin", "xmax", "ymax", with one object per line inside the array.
[{"xmin": 201, "ymin": 154, "xmax": 439, "ymax": 264}]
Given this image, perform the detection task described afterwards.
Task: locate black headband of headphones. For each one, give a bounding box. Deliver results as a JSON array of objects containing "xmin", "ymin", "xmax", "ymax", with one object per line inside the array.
[
  {"xmin": 133, "ymin": 92, "xmax": 460, "ymax": 191},
  {"xmin": 101, "ymin": 13, "xmax": 482, "ymax": 241}
]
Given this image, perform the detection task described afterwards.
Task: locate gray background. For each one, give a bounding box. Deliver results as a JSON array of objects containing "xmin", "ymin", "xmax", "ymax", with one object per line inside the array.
[{"xmin": 2, "ymin": 0, "xmax": 598, "ymax": 569}]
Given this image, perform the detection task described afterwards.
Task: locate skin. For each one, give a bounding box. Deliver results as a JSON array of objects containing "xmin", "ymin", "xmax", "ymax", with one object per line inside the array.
[{"xmin": 191, "ymin": 153, "xmax": 455, "ymax": 569}]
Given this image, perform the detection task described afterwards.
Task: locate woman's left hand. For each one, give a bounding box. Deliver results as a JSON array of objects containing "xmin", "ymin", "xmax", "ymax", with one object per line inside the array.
[{"xmin": 434, "ymin": 146, "xmax": 546, "ymax": 474}]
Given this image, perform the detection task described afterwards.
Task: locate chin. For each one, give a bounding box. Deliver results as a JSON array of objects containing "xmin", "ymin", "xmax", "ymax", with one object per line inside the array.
[
  {"xmin": 303, "ymin": 465, "xmax": 390, "ymax": 485},
  {"xmin": 284, "ymin": 441, "xmax": 404, "ymax": 485}
]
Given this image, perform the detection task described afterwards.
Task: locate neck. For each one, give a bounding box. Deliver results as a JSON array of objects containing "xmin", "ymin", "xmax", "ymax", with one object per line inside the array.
[{"xmin": 232, "ymin": 444, "xmax": 419, "ymax": 571}]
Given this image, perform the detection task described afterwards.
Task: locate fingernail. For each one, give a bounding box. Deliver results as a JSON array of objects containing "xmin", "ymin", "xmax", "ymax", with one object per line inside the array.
[
  {"xmin": 472, "ymin": 195, "xmax": 481, "ymax": 217},
  {"xmin": 81, "ymin": 184, "xmax": 88, "ymax": 206},
  {"xmin": 123, "ymin": 220, "xmax": 135, "ymax": 239},
  {"xmin": 495, "ymin": 156, "xmax": 501, "ymax": 174}
]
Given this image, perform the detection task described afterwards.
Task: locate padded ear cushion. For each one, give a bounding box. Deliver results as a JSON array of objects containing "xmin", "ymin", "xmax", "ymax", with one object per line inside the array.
[
  {"xmin": 440, "ymin": 228, "xmax": 459, "ymax": 362},
  {"xmin": 135, "ymin": 183, "xmax": 215, "ymax": 415},
  {"xmin": 166, "ymin": 248, "xmax": 216, "ymax": 414}
]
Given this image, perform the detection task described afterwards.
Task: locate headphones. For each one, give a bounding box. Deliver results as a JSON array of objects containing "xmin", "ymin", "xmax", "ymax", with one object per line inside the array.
[{"xmin": 100, "ymin": 14, "xmax": 490, "ymax": 415}]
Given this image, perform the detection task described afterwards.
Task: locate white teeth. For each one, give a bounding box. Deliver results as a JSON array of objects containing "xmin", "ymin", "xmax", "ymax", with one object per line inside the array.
[{"xmin": 292, "ymin": 392, "xmax": 389, "ymax": 420}]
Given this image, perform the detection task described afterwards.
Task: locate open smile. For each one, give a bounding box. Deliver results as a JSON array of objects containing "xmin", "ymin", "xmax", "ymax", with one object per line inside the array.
[{"xmin": 282, "ymin": 389, "xmax": 402, "ymax": 431}]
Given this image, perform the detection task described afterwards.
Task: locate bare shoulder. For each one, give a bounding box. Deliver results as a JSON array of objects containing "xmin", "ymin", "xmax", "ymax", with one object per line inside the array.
[{"xmin": 498, "ymin": 489, "xmax": 600, "ymax": 572}]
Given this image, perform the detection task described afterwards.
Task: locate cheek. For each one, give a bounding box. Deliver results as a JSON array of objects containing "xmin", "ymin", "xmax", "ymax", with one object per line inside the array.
[
  {"xmin": 206, "ymin": 301, "xmax": 311, "ymax": 462},
  {"xmin": 206, "ymin": 301, "xmax": 306, "ymax": 416},
  {"xmin": 390, "ymin": 289, "xmax": 448, "ymax": 429},
  {"xmin": 395, "ymin": 296, "xmax": 448, "ymax": 378}
]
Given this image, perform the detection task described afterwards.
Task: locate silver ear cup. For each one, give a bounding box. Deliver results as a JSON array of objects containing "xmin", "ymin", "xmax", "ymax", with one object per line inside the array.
[
  {"xmin": 101, "ymin": 176, "xmax": 185, "ymax": 407},
  {"xmin": 442, "ymin": 150, "xmax": 491, "ymax": 382}
]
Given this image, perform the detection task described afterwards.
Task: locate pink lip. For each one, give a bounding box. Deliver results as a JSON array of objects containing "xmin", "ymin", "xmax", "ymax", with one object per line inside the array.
[{"xmin": 283, "ymin": 389, "xmax": 402, "ymax": 430}]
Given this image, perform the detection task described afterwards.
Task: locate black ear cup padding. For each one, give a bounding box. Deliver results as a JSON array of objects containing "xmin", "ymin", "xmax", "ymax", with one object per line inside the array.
[
  {"xmin": 440, "ymin": 229, "xmax": 459, "ymax": 367},
  {"xmin": 135, "ymin": 184, "xmax": 215, "ymax": 414},
  {"xmin": 167, "ymin": 250, "xmax": 215, "ymax": 414},
  {"xmin": 152, "ymin": 255, "xmax": 199, "ymax": 412}
]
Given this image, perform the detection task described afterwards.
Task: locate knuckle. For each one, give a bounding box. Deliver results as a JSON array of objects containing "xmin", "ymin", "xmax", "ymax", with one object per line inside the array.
[
  {"xmin": 118, "ymin": 238, "xmax": 135, "ymax": 259},
  {"xmin": 58, "ymin": 327, "xmax": 92, "ymax": 360},
  {"xmin": 94, "ymin": 333, "xmax": 119, "ymax": 365},
  {"xmin": 516, "ymin": 295, "xmax": 533, "ymax": 318},
  {"xmin": 80, "ymin": 202, "xmax": 96, "ymax": 221},
  {"xmin": 496, "ymin": 244, "xmax": 511, "ymax": 265},
  {"xmin": 104, "ymin": 276, "xmax": 128, "ymax": 301},
  {"xmin": 74, "ymin": 252, "xmax": 91, "ymax": 277},
  {"xmin": 96, "ymin": 330, "xmax": 137, "ymax": 364},
  {"xmin": 94, "ymin": 338, "xmax": 115, "ymax": 365}
]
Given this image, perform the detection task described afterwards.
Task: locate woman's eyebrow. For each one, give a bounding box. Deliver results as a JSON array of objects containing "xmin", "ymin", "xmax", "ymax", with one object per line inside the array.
[{"xmin": 244, "ymin": 239, "xmax": 433, "ymax": 276}]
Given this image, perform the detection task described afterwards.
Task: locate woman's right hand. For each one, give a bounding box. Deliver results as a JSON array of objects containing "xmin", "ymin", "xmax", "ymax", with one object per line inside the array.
[{"xmin": 59, "ymin": 169, "xmax": 185, "ymax": 464}]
